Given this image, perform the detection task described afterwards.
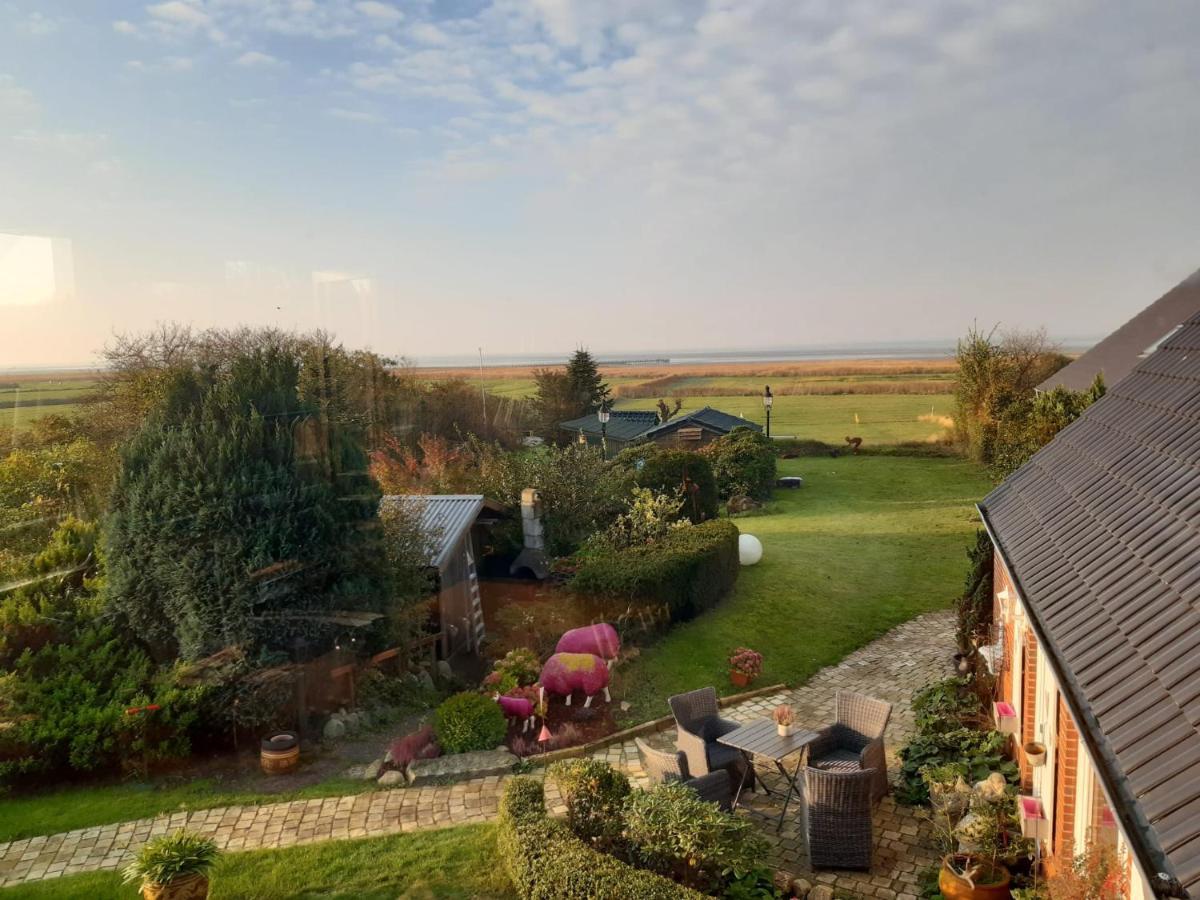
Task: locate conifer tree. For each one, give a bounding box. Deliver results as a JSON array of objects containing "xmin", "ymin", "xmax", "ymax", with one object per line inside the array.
[{"xmin": 565, "ymin": 348, "xmax": 610, "ymax": 414}]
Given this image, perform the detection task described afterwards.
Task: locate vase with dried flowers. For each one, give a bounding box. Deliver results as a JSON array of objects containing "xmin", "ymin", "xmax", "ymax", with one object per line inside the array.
[{"xmin": 773, "ymin": 704, "xmax": 795, "ymax": 737}]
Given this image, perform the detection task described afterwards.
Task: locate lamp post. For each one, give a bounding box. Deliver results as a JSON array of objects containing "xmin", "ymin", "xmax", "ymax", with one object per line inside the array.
[
  {"xmin": 763, "ymin": 385, "xmax": 773, "ymax": 438},
  {"xmin": 597, "ymin": 404, "xmax": 611, "ymax": 459}
]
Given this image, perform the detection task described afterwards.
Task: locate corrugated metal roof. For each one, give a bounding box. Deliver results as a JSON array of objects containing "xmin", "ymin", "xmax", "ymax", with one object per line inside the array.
[
  {"xmin": 559, "ymin": 410, "xmax": 660, "ymax": 441},
  {"xmin": 981, "ymin": 311, "xmax": 1200, "ymax": 896},
  {"xmin": 379, "ymin": 494, "xmax": 485, "ymax": 570},
  {"xmin": 643, "ymin": 406, "xmax": 762, "ymax": 438},
  {"xmin": 1037, "ymin": 268, "xmax": 1200, "ymax": 392}
]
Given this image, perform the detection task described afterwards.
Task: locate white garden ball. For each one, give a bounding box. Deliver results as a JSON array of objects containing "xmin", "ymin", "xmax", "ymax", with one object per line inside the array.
[{"xmin": 738, "ymin": 534, "xmax": 763, "ymax": 566}]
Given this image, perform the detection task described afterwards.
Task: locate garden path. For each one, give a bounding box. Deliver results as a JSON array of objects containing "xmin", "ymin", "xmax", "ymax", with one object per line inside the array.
[{"xmin": 0, "ymin": 611, "xmax": 953, "ymax": 897}]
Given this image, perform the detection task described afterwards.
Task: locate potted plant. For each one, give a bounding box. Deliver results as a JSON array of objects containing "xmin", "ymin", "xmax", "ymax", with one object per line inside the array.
[
  {"xmin": 728, "ymin": 647, "xmax": 762, "ymax": 687},
  {"xmin": 933, "ymin": 774, "xmax": 1031, "ymax": 900},
  {"xmin": 773, "ymin": 704, "xmax": 795, "ymax": 737},
  {"xmin": 922, "ymin": 762, "xmax": 972, "ymax": 820},
  {"xmin": 1023, "ymin": 741, "xmax": 1046, "ymax": 767},
  {"xmin": 938, "ymin": 853, "xmax": 1012, "ymax": 900},
  {"xmin": 122, "ymin": 830, "xmax": 220, "ymax": 900}
]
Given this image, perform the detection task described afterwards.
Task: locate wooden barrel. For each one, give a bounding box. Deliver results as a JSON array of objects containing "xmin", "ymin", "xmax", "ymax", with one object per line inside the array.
[{"xmin": 260, "ymin": 732, "xmax": 300, "ymax": 775}]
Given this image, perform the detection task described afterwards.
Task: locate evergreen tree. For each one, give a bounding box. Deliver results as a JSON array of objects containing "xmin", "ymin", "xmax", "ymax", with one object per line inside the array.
[
  {"xmin": 104, "ymin": 346, "xmax": 391, "ymax": 661},
  {"xmin": 565, "ymin": 349, "xmax": 610, "ymax": 414}
]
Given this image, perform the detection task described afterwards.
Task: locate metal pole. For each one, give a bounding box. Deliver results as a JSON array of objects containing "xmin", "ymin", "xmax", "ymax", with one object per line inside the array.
[
  {"xmin": 478, "ymin": 347, "xmax": 487, "ymax": 433},
  {"xmin": 601, "ymin": 421, "xmax": 608, "ymax": 460}
]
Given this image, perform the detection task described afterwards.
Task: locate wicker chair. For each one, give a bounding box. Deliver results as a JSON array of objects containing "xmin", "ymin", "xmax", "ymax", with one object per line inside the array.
[
  {"xmin": 667, "ymin": 687, "xmax": 753, "ymax": 791},
  {"xmin": 807, "ymin": 691, "xmax": 892, "ymax": 802},
  {"xmin": 634, "ymin": 738, "xmax": 733, "ymax": 810},
  {"xmin": 804, "ymin": 765, "xmax": 875, "ymax": 870}
]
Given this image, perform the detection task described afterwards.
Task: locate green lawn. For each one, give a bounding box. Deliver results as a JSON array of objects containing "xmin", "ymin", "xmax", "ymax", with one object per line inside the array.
[
  {"xmin": 0, "ymin": 379, "xmax": 98, "ymax": 428},
  {"xmin": 0, "ymin": 776, "xmax": 375, "ymax": 844},
  {"xmin": 0, "ymin": 823, "xmax": 512, "ymax": 900},
  {"xmin": 615, "ymin": 393, "xmax": 954, "ymax": 445},
  {"xmin": 614, "ymin": 454, "xmax": 990, "ymax": 723}
]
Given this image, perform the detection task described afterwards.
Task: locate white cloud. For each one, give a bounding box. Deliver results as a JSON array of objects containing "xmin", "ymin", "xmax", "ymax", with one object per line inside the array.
[
  {"xmin": 355, "ymin": 2, "xmax": 403, "ymax": 24},
  {"xmin": 325, "ymin": 107, "xmax": 383, "ymax": 123},
  {"xmin": 113, "ymin": 19, "xmax": 139, "ymax": 35},
  {"xmin": 0, "ymin": 74, "xmax": 37, "ymax": 115},
  {"xmin": 146, "ymin": 1, "xmax": 211, "ymax": 29},
  {"xmin": 235, "ymin": 51, "xmax": 282, "ymax": 68},
  {"xmin": 410, "ymin": 23, "xmax": 449, "ymax": 46}
]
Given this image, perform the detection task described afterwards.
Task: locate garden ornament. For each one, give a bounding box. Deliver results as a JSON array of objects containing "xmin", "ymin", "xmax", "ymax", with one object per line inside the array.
[
  {"xmin": 738, "ymin": 533, "xmax": 763, "ymax": 565},
  {"xmin": 539, "ymin": 652, "xmax": 611, "ymax": 707},
  {"xmin": 975, "ymin": 772, "xmax": 1008, "ymax": 802},
  {"xmin": 555, "ymin": 623, "xmax": 621, "ymax": 667},
  {"xmin": 495, "ymin": 694, "xmax": 536, "ymax": 733}
]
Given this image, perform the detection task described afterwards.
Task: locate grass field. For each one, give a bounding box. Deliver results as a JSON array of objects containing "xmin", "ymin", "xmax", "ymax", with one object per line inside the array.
[
  {"xmin": 0, "ymin": 823, "xmax": 512, "ymax": 900},
  {"xmin": 0, "ymin": 377, "xmax": 99, "ymax": 429},
  {"xmin": 618, "ymin": 393, "xmax": 954, "ymax": 445},
  {"xmin": 613, "ymin": 454, "xmax": 991, "ymax": 724},
  {"xmin": 0, "ymin": 776, "xmax": 377, "ymax": 845}
]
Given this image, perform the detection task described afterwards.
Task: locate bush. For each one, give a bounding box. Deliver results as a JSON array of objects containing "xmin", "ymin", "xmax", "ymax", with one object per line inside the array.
[
  {"xmin": 702, "ymin": 427, "xmax": 777, "ymax": 501},
  {"xmin": 433, "ymin": 691, "xmax": 508, "ymax": 753},
  {"xmin": 122, "ymin": 829, "xmax": 219, "ymax": 888},
  {"xmin": 498, "ymin": 778, "xmax": 703, "ymax": 900},
  {"xmin": 956, "ymin": 531, "xmax": 994, "ymax": 657},
  {"xmin": 494, "ymin": 648, "xmax": 541, "ymax": 688},
  {"xmin": 547, "ymin": 758, "xmax": 631, "ymax": 846},
  {"xmin": 624, "ymin": 782, "xmax": 769, "ymax": 893},
  {"xmin": 613, "ymin": 446, "xmax": 718, "ymax": 523},
  {"xmin": 571, "ymin": 519, "xmax": 739, "ymax": 621}
]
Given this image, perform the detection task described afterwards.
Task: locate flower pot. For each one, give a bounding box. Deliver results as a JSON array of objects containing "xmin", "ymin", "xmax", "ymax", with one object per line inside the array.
[
  {"xmin": 730, "ymin": 670, "xmax": 753, "ymax": 688},
  {"xmin": 776, "ymin": 723, "xmax": 793, "ymax": 737},
  {"xmin": 953, "ymin": 653, "xmax": 973, "ymax": 675},
  {"xmin": 142, "ymin": 874, "xmax": 210, "ymax": 900},
  {"xmin": 260, "ymin": 731, "xmax": 300, "ymax": 776},
  {"xmin": 1024, "ymin": 741, "xmax": 1047, "ymax": 767},
  {"xmin": 938, "ymin": 855, "xmax": 1011, "ymax": 900}
]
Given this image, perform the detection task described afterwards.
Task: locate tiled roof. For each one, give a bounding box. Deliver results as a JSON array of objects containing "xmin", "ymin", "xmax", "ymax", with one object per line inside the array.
[
  {"xmin": 980, "ymin": 313, "xmax": 1200, "ymax": 896},
  {"xmin": 1038, "ymin": 268, "xmax": 1200, "ymax": 392},
  {"xmin": 379, "ymin": 494, "xmax": 484, "ymax": 569},
  {"xmin": 643, "ymin": 406, "xmax": 762, "ymax": 438},
  {"xmin": 559, "ymin": 410, "xmax": 660, "ymax": 441}
]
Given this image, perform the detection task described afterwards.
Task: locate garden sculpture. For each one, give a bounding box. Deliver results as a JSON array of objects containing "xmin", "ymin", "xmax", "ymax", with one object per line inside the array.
[
  {"xmin": 539, "ymin": 652, "xmax": 611, "ymax": 707},
  {"xmin": 555, "ymin": 623, "xmax": 621, "ymax": 667},
  {"xmin": 495, "ymin": 694, "xmax": 537, "ymax": 732}
]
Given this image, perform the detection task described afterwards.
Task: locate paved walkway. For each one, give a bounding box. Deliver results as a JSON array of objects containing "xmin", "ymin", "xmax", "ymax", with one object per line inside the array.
[{"xmin": 0, "ymin": 611, "xmax": 953, "ymax": 897}]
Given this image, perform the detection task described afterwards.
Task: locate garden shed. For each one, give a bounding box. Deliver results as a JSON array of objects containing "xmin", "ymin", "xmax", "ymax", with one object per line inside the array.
[{"xmin": 380, "ymin": 494, "xmax": 506, "ymax": 659}]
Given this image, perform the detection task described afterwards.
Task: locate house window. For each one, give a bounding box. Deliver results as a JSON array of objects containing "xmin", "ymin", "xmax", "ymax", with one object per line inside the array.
[{"xmin": 1088, "ymin": 780, "xmax": 1119, "ymax": 850}]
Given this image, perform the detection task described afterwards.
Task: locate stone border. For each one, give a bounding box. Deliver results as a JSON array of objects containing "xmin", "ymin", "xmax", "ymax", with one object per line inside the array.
[{"xmin": 529, "ymin": 681, "xmax": 789, "ymax": 765}]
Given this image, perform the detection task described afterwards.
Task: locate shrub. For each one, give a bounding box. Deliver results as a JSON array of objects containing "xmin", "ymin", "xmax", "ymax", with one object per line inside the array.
[
  {"xmin": 702, "ymin": 427, "xmax": 777, "ymax": 501},
  {"xmin": 956, "ymin": 530, "xmax": 994, "ymax": 657},
  {"xmin": 593, "ymin": 487, "xmax": 687, "ymax": 550},
  {"xmin": 494, "ymin": 648, "xmax": 541, "ymax": 688},
  {"xmin": 911, "ymin": 676, "xmax": 985, "ymax": 733},
  {"xmin": 121, "ymin": 829, "xmax": 219, "ymax": 888},
  {"xmin": 433, "ymin": 692, "xmax": 508, "ymax": 753},
  {"xmin": 497, "ymin": 778, "xmax": 703, "ymax": 900},
  {"xmin": 624, "ymin": 782, "xmax": 769, "ymax": 893},
  {"xmin": 547, "ymin": 758, "xmax": 631, "ymax": 846},
  {"xmin": 571, "ymin": 519, "xmax": 739, "ymax": 621},
  {"xmin": 613, "ymin": 445, "xmax": 718, "ymax": 523}
]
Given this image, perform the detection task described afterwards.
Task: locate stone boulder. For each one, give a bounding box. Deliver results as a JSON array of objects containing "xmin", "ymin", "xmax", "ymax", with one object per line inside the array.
[
  {"xmin": 377, "ymin": 770, "xmax": 406, "ymax": 787},
  {"xmin": 323, "ymin": 716, "xmax": 347, "ymax": 742},
  {"xmin": 406, "ymin": 749, "xmax": 517, "ymax": 786}
]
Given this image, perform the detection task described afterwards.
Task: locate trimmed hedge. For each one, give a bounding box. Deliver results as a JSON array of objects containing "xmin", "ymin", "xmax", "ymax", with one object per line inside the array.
[
  {"xmin": 433, "ymin": 691, "xmax": 507, "ymax": 753},
  {"xmin": 498, "ymin": 777, "xmax": 704, "ymax": 900},
  {"xmin": 570, "ymin": 520, "xmax": 740, "ymax": 621}
]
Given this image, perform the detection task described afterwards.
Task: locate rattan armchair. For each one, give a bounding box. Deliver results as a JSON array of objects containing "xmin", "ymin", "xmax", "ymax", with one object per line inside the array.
[
  {"xmin": 804, "ymin": 765, "xmax": 875, "ymax": 869},
  {"xmin": 667, "ymin": 687, "xmax": 753, "ymax": 790},
  {"xmin": 634, "ymin": 738, "xmax": 733, "ymax": 810},
  {"xmin": 806, "ymin": 691, "xmax": 892, "ymax": 802}
]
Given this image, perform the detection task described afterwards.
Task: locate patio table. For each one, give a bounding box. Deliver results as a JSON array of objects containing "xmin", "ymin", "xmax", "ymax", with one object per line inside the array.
[{"xmin": 717, "ymin": 719, "xmax": 819, "ymax": 832}]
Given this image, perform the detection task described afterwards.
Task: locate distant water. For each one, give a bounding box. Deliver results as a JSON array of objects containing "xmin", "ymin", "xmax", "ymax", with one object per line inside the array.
[{"xmin": 415, "ymin": 337, "xmax": 1097, "ymax": 369}]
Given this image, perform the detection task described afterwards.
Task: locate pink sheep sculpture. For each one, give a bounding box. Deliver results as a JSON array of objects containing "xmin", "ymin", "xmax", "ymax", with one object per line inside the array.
[
  {"xmin": 495, "ymin": 694, "xmax": 536, "ymax": 733},
  {"xmin": 539, "ymin": 652, "xmax": 611, "ymax": 707},
  {"xmin": 555, "ymin": 624, "xmax": 621, "ymax": 667}
]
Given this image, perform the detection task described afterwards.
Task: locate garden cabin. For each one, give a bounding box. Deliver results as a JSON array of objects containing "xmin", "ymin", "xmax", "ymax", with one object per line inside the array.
[
  {"xmin": 559, "ymin": 406, "xmax": 761, "ymax": 451},
  {"xmin": 979, "ymin": 309, "xmax": 1200, "ymax": 899},
  {"xmin": 380, "ymin": 494, "xmax": 506, "ymax": 659},
  {"xmin": 559, "ymin": 409, "xmax": 659, "ymax": 452}
]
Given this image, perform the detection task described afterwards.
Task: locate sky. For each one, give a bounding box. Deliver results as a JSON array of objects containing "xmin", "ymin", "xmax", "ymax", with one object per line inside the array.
[{"xmin": 1, "ymin": 0, "xmax": 1198, "ymax": 367}]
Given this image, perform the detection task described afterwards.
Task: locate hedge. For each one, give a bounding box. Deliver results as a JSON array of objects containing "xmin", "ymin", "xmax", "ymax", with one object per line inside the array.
[
  {"xmin": 570, "ymin": 519, "xmax": 740, "ymax": 621},
  {"xmin": 498, "ymin": 777, "xmax": 704, "ymax": 900},
  {"xmin": 613, "ymin": 446, "xmax": 719, "ymax": 523},
  {"xmin": 702, "ymin": 427, "xmax": 777, "ymax": 501}
]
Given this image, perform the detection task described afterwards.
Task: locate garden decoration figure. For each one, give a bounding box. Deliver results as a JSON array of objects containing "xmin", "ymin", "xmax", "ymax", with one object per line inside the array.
[
  {"xmin": 495, "ymin": 694, "xmax": 537, "ymax": 732},
  {"xmin": 540, "ymin": 652, "xmax": 611, "ymax": 707},
  {"xmin": 555, "ymin": 623, "xmax": 621, "ymax": 667},
  {"xmin": 738, "ymin": 533, "xmax": 763, "ymax": 565}
]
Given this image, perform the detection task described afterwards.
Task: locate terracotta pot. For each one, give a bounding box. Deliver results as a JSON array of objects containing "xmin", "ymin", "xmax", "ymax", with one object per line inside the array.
[
  {"xmin": 260, "ymin": 731, "xmax": 300, "ymax": 775},
  {"xmin": 938, "ymin": 855, "xmax": 1011, "ymax": 900},
  {"xmin": 1024, "ymin": 741, "xmax": 1047, "ymax": 767},
  {"xmin": 141, "ymin": 874, "xmax": 210, "ymax": 900},
  {"xmin": 730, "ymin": 670, "xmax": 752, "ymax": 688}
]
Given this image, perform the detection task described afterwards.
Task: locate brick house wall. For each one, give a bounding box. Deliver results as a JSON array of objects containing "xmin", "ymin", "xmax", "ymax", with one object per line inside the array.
[
  {"xmin": 1054, "ymin": 695, "xmax": 1080, "ymax": 861},
  {"xmin": 1020, "ymin": 631, "xmax": 1038, "ymax": 792}
]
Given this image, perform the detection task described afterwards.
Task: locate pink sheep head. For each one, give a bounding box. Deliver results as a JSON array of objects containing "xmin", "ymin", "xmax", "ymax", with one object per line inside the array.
[
  {"xmin": 539, "ymin": 652, "xmax": 611, "ymax": 707},
  {"xmin": 555, "ymin": 623, "xmax": 621, "ymax": 664}
]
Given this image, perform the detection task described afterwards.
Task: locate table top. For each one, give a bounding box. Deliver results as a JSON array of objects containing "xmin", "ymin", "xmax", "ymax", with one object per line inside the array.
[{"xmin": 716, "ymin": 719, "xmax": 820, "ymax": 762}]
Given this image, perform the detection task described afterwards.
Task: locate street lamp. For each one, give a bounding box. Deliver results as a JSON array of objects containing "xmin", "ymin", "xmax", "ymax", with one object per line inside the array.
[
  {"xmin": 763, "ymin": 385, "xmax": 773, "ymax": 438},
  {"xmin": 597, "ymin": 404, "xmax": 611, "ymax": 459}
]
